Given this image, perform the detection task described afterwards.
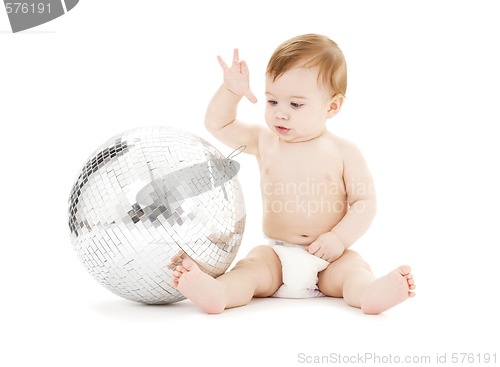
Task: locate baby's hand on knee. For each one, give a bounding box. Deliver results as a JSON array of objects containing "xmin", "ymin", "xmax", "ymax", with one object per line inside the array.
[{"xmin": 307, "ymin": 232, "xmax": 345, "ymax": 262}]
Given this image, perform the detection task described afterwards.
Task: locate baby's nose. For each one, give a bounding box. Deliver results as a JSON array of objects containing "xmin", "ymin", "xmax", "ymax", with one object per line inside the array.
[{"xmin": 275, "ymin": 110, "xmax": 289, "ymax": 120}]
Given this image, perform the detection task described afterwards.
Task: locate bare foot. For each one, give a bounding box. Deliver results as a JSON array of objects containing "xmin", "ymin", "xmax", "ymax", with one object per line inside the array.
[
  {"xmin": 361, "ymin": 265, "xmax": 416, "ymax": 315},
  {"xmin": 171, "ymin": 258, "xmax": 226, "ymax": 314}
]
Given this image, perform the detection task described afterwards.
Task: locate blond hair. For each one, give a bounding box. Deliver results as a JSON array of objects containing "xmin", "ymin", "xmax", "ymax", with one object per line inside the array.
[{"xmin": 266, "ymin": 34, "xmax": 347, "ymax": 97}]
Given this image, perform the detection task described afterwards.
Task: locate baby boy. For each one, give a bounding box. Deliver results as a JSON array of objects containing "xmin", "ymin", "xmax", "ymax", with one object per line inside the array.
[{"xmin": 171, "ymin": 34, "xmax": 415, "ymax": 314}]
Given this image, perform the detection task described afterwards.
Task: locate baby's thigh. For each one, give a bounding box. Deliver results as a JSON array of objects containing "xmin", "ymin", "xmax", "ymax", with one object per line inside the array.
[
  {"xmin": 317, "ymin": 250, "xmax": 372, "ymax": 296},
  {"xmin": 333, "ymin": 250, "xmax": 372, "ymax": 270},
  {"xmin": 243, "ymin": 245, "xmax": 283, "ymax": 296}
]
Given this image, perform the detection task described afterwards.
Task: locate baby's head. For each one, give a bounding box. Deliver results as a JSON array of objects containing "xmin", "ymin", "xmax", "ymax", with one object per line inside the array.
[
  {"xmin": 264, "ymin": 34, "xmax": 347, "ymax": 142},
  {"xmin": 266, "ymin": 34, "xmax": 347, "ymax": 98}
]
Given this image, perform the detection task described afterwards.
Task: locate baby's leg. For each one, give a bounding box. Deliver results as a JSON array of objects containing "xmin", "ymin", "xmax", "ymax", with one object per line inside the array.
[
  {"xmin": 171, "ymin": 245, "xmax": 282, "ymax": 314},
  {"xmin": 317, "ymin": 250, "xmax": 415, "ymax": 314}
]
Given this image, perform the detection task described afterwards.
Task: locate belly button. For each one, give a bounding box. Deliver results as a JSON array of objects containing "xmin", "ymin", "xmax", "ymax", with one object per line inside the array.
[{"xmin": 265, "ymin": 169, "xmax": 270, "ymax": 175}]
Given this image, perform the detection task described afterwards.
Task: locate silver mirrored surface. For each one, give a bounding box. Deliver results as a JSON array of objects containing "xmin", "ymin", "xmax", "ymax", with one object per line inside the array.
[{"xmin": 68, "ymin": 126, "xmax": 245, "ymax": 304}]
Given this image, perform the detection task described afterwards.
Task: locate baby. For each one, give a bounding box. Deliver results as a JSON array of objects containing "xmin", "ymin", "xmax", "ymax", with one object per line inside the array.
[{"xmin": 171, "ymin": 34, "xmax": 415, "ymax": 314}]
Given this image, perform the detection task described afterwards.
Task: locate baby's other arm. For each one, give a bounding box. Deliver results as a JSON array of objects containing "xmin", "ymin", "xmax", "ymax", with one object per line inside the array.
[
  {"xmin": 308, "ymin": 140, "xmax": 377, "ymax": 261},
  {"xmin": 332, "ymin": 140, "xmax": 377, "ymax": 247},
  {"xmin": 205, "ymin": 49, "xmax": 265, "ymax": 155}
]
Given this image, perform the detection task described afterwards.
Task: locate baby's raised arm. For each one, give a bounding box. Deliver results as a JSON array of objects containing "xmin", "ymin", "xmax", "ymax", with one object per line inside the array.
[{"xmin": 205, "ymin": 49, "xmax": 265, "ymax": 155}]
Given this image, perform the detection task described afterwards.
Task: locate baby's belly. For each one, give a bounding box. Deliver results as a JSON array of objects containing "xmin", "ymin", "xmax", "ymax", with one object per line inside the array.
[{"xmin": 262, "ymin": 193, "xmax": 347, "ymax": 246}]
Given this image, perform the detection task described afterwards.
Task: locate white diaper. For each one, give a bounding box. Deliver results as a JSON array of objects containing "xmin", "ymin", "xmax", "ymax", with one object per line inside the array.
[{"xmin": 269, "ymin": 238, "xmax": 330, "ymax": 299}]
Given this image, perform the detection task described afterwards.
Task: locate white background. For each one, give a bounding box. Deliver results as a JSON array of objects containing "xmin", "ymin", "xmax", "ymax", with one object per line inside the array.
[{"xmin": 1, "ymin": 1, "xmax": 499, "ymax": 366}]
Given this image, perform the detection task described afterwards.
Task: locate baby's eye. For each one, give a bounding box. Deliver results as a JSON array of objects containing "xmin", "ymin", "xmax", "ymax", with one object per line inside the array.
[
  {"xmin": 267, "ymin": 100, "xmax": 278, "ymax": 105},
  {"xmin": 290, "ymin": 102, "xmax": 303, "ymax": 109}
]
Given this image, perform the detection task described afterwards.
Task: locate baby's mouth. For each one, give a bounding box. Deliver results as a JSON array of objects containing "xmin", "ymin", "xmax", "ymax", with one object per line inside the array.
[{"xmin": 275, "ymin": 125, "xmax": 291, "ymax": 134}]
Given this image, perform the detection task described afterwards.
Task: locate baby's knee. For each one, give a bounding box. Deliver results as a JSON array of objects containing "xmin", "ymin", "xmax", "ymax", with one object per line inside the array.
[
  {"xmin": 236, "ymin": 245, "xmax": 280, "ymax": 271},
  {"xmin": 232, "ymin": 256, "xmax": 261, "ymax": 271},
  {"xmin": 235, "ymin": 245, "xmax": 283, "ymax": 295},
  {"xmin": 339, "ymin": 249, "xmax": 372, "ymax": 271},
  {"xmin": 247, "ymin": 244, "xmax": 277, "ymax": 257}
]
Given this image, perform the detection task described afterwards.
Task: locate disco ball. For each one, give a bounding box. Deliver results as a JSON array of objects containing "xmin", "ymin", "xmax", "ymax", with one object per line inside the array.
[{"xmin": 68, "ymin": 126, "xmax": 246, "ymax": 304}]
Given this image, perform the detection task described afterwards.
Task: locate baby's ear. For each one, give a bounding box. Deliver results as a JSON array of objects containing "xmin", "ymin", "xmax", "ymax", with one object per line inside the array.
[{"xmin": 327, "ymin": 94, "xmax": 344, "ymax": 117}]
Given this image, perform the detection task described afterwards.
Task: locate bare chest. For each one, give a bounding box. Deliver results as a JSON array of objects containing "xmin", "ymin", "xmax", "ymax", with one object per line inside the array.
[{"xmin": 258, "ymin": 138, "xmax": 345, "ymax": 196}]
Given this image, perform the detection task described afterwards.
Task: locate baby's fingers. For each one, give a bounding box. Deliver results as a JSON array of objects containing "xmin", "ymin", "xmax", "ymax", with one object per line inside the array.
[
  {"xmin": 245, "ymin": 90, "xmax": 258, "ymax": 104},
  {"xmin": 240, "ymin": 60, "xmax": 257, "ymax": 103},
  {"xmin": 217, "ymin": 49, "xmax": 241, "ymax": 71},
  {"xmin": 232, "ymin": 48, "xmax": 240, "ymax": 67},
  {"xmin": 307, "ymin": 242, "xmax": 320, "ymax": 255},
  {"xmin": 217, "ymin": 55, "xmax": 229, "ymax": 71}
]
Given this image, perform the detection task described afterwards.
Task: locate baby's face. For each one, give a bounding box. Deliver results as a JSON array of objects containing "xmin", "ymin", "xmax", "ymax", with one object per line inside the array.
[{"xmin": 265, "ymin": 67, "xmax": 337, "ymax": 143}]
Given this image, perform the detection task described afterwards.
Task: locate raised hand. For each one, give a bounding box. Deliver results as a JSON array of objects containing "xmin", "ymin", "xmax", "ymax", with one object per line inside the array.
[{"xmin": 217, "ymin": 49, "xmax": 257, "ymax": 103}]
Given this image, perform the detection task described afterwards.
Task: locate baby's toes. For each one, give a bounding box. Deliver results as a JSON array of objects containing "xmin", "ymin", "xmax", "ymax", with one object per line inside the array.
[
  {"xmin": 399, "ymin": 265, "xmax": 412, "ymax": 276},
  {"xmin": 406, "ymin": 274, "xmax": 416, "ymax": 288},
  {"xmin": 408, "ymin": 276, "xmax": 416, "ymax": 295},
  {"xmin": 175, "ymin": 264, "xmax": 188, "ymax": 273}
]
